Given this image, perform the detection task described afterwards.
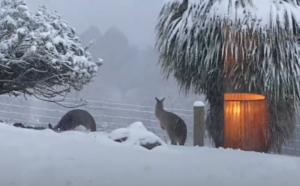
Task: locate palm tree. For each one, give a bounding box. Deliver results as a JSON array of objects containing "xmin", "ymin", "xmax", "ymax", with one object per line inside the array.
[{"xmin": 155, "ymin": 0, "xmax": 300, "ymax": 152}]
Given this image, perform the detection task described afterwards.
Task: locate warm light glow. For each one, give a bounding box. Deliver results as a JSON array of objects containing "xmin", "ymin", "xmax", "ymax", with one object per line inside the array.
[
  {"xmin": 224, "ymin": 93, "xmax": 268, "ymax": 152},
  {"xmin": 224, "ymin": 93, "xmax": 265, "ymax": 101},
  {"xmin": 232, "ymin": 105, "xmax": 241, "ymax": 115}
]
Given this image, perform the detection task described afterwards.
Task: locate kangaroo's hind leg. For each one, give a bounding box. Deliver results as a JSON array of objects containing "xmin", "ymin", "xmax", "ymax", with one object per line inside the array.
[
  {"xmin": 173, "ymin": 137, "xmax": 182, "ymax": 146},
  {"xmin": 167, "ymin": 130, "xmax": 178, "ymax": 145},
  {"xmin": 176, "ymin": 132, "xmax": 186, "ymax": 146},
  {"xmin": 163, "ymin": 130, "xmax": 172, "ymax": 145},
  {"xmin": 178, "ymin": 139, "xmax": 185, "ymax": 146},
  {"xmin": 170, "ymin": 139, "xmax": 177, "ymax": 145}
]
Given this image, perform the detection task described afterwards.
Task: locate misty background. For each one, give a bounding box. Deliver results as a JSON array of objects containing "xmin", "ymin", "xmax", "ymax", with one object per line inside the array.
[{"xmin": 29, "ymin": 0, "xmax": 204, "ymax": 104}]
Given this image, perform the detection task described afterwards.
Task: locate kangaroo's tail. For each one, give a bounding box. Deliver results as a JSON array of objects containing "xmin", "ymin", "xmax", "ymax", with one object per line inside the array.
[{"xmin": 179, "ymin": 123, "xmax": 187, "ymax": 145}]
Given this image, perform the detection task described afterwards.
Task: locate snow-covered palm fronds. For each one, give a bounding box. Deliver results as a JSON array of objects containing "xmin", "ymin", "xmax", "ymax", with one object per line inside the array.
[
  {"xmin": 156, "ymin": 0, "xmax": 300, "ymax": 152},
  {"xmin": 0, "ymin": 0, "xmax": 102, "ymax": 99}
]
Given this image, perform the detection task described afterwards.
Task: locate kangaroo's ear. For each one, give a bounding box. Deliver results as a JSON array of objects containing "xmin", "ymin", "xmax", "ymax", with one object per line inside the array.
[
  {"xmin": 161, "ymin": 97, "xmax": 165, "ymax": 102},
  {"xmin": 155, "ymin": 97, "xmax": 159, "ymax": 102},
  {"xmin": 48, "ymin": 124, "xmax": 53, "ymax": 129}
]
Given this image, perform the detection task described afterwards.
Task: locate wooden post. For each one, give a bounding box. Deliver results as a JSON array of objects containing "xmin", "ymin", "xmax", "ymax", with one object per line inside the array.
[{"xmin": 193, "ymin": 101, "xmax": 205, "ymax": 146}]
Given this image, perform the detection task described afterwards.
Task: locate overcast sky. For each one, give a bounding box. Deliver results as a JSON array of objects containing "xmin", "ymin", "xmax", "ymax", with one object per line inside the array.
[{"xmin": 25, "ymin": 0, "xmax": 165, "ymax": 48}]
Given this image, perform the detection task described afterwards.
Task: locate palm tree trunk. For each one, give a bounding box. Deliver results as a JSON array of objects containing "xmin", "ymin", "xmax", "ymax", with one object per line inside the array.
[{"xmin": 206, "ymin": 91, "xmax": 224, "ymax": 148}]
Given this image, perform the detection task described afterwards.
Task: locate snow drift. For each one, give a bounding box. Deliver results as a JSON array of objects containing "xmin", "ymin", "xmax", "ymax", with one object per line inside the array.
[{"xmin": 0, "ymin": 121, "xmax": 300, "ymax": 186}]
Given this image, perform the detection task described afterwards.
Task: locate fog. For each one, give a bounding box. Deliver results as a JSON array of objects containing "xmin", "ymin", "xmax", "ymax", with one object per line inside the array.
[
  {"xmin": 25, "ymin": 0, "xmax": 165, "ymax": 47},
  {"xmin": 21, "ymin": 0, "xmax": 205, "ymax": 106}
]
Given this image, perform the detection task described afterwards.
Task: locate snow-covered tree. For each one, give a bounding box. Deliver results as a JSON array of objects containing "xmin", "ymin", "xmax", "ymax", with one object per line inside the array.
[
  {"xmin": 0, "ymin": 0, "xmax": 102, "ymax": 101},
  {"xmin": 156, "ymin": 0, "xmax": 300, "ymax": 152}
]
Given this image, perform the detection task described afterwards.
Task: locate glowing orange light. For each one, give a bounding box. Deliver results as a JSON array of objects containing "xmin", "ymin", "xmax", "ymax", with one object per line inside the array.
[{"xmin": 224, "ymin": 93, "xmax": 268, "ymax": 152}]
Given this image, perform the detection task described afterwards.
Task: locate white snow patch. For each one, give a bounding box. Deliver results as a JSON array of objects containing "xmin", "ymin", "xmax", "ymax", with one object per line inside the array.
[
  {"xmin": 108, "ymin": 122, "xmax": 166, "ymax": 147},
  {"xmin": 0, "ymin": 122, "xmax": 300, "ymax": 186},
  {"xmin": 163, "ymin": 0, "xmax": 300, "ymax": 34},
  {"xmin": 193, "ymin": 101, "xmax": 205, "ymax": 107},
  {"xmin": 29, "ymin": 45, "xmax": 37, "ymax": 52},
  {"xmin": 73, "ymin": 125, "xmax": 88, "ymax": 132},
  {"xmin": 127, "ymin": 121, "xmax": 147, "ymax": 130}
]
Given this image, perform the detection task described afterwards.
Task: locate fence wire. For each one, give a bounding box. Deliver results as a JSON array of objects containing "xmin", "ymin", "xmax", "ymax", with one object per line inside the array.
[{"xmin": 0, "ymin": 96, "xmax": 299, "ymax": 156}]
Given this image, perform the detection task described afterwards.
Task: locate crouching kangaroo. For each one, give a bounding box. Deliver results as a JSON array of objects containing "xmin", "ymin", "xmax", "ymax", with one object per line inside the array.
[
  {"xmin": 48, "ymin": 109, "xmax": 96, "ymax": 132},
  {"xmin": 154, "ymin": 97, "xmax": 187, "ymax": 145}
]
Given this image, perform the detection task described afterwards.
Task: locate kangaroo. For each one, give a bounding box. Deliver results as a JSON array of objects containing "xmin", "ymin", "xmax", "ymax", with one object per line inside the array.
[
  {"xmin": 48, "ymin": 109, "xmax": 96, "ymax": 132},
  {"xmin": 154, "ymin": 97, "xmax": 187, "ymax": 145}
]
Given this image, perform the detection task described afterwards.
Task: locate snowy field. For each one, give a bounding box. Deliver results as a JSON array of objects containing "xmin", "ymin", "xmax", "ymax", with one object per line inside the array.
[{"xmin": 0, "ymin": 122, "xmax": 300, "ymax": 186}]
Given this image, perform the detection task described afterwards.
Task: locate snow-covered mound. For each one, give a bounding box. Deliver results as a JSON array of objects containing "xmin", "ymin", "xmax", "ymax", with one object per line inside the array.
[
  {"xmin": 0, "ymin": 122, "xmax": 300, "ymax": 186},
  {"xmin": 108, "ymin": 121, "xmax": 166, "ymax": 150},
  {"xmin": 73, "ymin": 125, "xmax": 89, "ymax": 132}
]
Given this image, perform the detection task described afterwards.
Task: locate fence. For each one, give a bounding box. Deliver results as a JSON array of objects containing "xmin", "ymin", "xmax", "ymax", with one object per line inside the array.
[
  {"xmin": 0, "ymin": 95, "xmax": 209, "ymax": 146},
  {"xmin": 0, "ymin": 95, "xmax": 299, "ymax": 156}
]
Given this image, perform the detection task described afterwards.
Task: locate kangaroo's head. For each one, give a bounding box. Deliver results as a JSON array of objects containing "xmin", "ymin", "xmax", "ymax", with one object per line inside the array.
[
  {"xmin": 48, "ymin": 123, "xmax": 61, "ymax": 132},
  {"xmin": 13, "ymin": 123, "xmax": 25, "ymax": 128},
  {"xmin": 155, "ymin": 97, "xmax": 165, "ymax": 110}
]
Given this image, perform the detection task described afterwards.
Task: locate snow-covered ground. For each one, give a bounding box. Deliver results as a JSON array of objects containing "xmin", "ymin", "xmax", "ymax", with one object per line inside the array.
[{"xmin": 0, "ymin": 122, "xmax": 300, "ymax": 186}]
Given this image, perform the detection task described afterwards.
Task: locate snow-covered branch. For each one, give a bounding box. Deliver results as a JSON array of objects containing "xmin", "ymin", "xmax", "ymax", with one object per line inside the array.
[{"xmin": 0, "ymin": 0, "xmax": 102, "ymax": 100}]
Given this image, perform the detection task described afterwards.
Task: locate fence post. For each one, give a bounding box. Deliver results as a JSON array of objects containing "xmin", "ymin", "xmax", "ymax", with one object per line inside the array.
[{"xmin": 193, "ymin": 101, "xmax": 205, "ymax": 146}]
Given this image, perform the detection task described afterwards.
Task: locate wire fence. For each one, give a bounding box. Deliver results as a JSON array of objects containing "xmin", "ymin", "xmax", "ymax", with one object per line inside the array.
[
  {"xmin": 0, "ymin": 95, "xmax": 203, "ymax": 146},
  {"xmin": 0, "ymin": 95, "xmax": 299, "ymax": 156}
]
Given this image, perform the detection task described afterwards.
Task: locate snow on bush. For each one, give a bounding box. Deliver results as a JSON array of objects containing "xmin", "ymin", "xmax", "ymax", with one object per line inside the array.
[
  {"xmin": 0, "ymin": 0, "xmax": 102, "ymax": 96},
  {"xmin": 108, "ymin": 121, "xmax": 166, "ymax": 150}
]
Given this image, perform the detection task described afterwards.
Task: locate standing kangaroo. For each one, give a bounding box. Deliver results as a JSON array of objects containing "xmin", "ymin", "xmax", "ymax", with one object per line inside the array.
[
  {"xmin": 48, "ymin": 109, "xmax": 96, "ymax": 132},
  {"xmin": 154, "ymin": 97, "xmax": 187, "ymax": 145}
]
